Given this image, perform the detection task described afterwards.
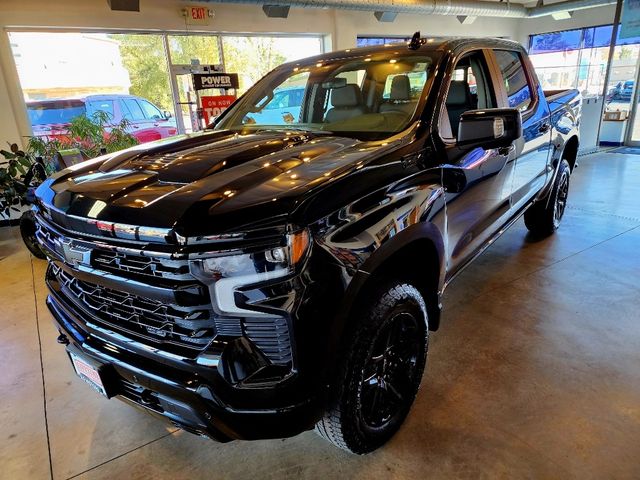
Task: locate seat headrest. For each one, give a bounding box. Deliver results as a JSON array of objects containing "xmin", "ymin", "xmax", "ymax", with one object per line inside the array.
[
  {"xmin": 331, "ymin": 84, "xmax": 363, "ymax": 108},
  {"xmin": 447, "ymin": 81, "xmax": 471, "ymax": 106},
  {"xmin": 390, "ymin": 75, "xmax": 411, "ymax": 101}
]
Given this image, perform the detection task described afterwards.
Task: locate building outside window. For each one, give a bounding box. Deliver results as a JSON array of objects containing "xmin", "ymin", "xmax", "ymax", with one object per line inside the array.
[{"xmin": 529, "ymin": 25, "xmax": 640, "ymax": 103}]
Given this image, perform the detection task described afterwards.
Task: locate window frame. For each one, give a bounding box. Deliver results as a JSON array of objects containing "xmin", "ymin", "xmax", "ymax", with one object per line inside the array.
[{"xmin": 437, "ymin": 48, "xmax": 501, "ymax": 144}]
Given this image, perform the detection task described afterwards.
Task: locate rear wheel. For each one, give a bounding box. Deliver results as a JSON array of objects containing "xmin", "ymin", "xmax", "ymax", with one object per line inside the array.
[
  {"xmin": 524, "ymin": 158, "xmax": 571, "ymax": 237},
  {"xmin": 315, "ymin": 281, "xmax": 428, "ymax": 454}
]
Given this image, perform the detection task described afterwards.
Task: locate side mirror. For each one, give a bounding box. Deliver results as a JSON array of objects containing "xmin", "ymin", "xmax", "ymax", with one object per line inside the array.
[
  {"xmin": 457, "ymin": 108, "xmax": 522, "ymax": 149},
  {"xmin": 163, "ymin": 110, "xmax": 173, "ymax": 119}
]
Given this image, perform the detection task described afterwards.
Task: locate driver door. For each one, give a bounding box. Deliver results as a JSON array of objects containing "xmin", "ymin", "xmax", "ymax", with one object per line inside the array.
[{"xmin": 438, "ymin": 49, "xmax": 516, "ymax": 277}]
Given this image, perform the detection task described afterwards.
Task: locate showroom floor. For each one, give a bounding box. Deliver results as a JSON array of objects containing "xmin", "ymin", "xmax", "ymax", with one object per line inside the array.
[{"xmin": 2, "ymin": 151, "xmax": 640, "ymax": 480}]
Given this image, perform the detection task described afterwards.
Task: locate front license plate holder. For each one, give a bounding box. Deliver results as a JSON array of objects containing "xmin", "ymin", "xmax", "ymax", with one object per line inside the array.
[{"xmin": 68, "ymin": 350, "xmax": 115, "ymax": 398}]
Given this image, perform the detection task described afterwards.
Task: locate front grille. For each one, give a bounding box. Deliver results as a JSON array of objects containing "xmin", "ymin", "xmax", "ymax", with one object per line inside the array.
[
  {"xmin": 39, "ymin": 216, "xmax": 293, "ymax": 366},
  {"xmin": 92, "ymin": 250, "xmax": 192, "ymax": 282},
  {"xmin": 51, "ymin": 264, "xmax": 215, "ymax": 354}
]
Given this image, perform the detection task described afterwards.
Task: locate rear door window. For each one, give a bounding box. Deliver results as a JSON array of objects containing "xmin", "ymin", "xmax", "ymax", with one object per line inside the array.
[
  {"xmin": 86, "ymin": 100, "xmax": 115, "ymax": 120},
  {"xmin": 493, "ymin": 50, "xmax": 532, "ymax": 112}
]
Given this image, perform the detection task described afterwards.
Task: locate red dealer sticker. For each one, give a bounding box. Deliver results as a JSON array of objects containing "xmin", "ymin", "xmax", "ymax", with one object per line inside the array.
[
  {"xmin": 70, "ymin": 352, "xmax": 108, "ymax": 397},
  {"xmin": 201, "ymin": 95, "xmax": 237, "ymax": 124}
]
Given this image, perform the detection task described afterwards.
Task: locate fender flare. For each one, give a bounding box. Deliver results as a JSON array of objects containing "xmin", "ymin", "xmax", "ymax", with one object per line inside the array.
[{"xmin": 321, "ymin": 220, "xmax": 446, "ymax": 383}]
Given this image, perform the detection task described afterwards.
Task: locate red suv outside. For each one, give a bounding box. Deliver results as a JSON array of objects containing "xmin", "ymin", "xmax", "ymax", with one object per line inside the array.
[{"xmin": 27, "ymin": 94, "xmax": 178, "ymax": 143}]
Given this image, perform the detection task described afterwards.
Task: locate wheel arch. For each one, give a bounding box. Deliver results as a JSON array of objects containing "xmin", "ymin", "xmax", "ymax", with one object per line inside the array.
[
  {"xmin": 320, "ymin": 222, "xmax": 445, "ymax": 392},
  {"xmin": 342, "ymin": 222, "xmax": 445, "ymax": 333},
  {"xmin": 561, "ymin": 135, "xmax": 579, "ymax": 171}
]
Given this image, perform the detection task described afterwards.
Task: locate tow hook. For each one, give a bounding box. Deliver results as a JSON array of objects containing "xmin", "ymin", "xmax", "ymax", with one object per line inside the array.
[{"xmin": 57, "ymin": 333, "xmax": 69, "ymax": 345}]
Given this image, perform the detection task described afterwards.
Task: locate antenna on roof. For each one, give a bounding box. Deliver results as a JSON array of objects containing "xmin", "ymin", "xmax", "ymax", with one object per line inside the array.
[{"xmin": 408, "ymin": 31, "xmax": 423, "ymax": 50}]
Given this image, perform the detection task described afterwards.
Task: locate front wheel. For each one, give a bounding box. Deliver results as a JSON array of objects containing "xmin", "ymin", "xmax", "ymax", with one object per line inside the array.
[
  {"xmin": 524, "ymin": 158, "xmax": 571, "ymax": 237},
  {"xmin": 20, "ymin": 211, "xmax": 46, "ymax": 259},
  {"xmin": 315, "ymin": 281, "xmax": 429, "ymax": 454}
]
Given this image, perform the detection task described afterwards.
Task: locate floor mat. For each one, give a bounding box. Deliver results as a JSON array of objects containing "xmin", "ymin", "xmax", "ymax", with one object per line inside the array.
[{"xmin": 607, "ymin": 146, "xmax": 640, "ymax": 154}]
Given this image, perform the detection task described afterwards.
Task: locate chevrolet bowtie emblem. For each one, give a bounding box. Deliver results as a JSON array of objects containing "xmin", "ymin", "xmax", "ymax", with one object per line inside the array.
[{"xmin": 60, "ymin": 240, "xmax": 92, "ymax": 267}]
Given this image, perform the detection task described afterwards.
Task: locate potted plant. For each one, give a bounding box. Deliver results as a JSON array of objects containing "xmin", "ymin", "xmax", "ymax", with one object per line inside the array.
[{"xmin": 1, "ymin": 111, "xmax": 138, "ymax": 258}]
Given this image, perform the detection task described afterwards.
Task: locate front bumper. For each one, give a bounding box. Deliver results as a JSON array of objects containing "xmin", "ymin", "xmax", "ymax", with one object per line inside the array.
[{"xmin": 47, "ymin": 292, "xmax": 322, "ymax": 441}]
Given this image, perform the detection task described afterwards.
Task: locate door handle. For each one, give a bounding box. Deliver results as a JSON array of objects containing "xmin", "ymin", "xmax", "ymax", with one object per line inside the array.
[{"xmin": 539, "ymin": 123, "xmax": 551, "ymax": 133}]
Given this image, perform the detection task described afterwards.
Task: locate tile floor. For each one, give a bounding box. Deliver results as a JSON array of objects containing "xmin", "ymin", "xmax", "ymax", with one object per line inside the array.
[{"xmin": 1, "ymin": 152, "xmax": 639, "ymax": 479}]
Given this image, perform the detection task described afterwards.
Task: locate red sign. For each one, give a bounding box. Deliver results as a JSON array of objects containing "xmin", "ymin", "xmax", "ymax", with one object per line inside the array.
[
  {"xmin": 190, "ymin": 7, "xmax": 206, "ymax": 20},
  {"xmin": 201, "ymin": 95, "xmax": 236, "ymax": 124},
  {"xmin": 184, "ymin": 6, "xmax": 212, "ymax": 25}
]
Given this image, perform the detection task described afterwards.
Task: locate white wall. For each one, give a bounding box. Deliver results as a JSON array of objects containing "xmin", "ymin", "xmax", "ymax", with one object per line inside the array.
[
  {"xmin": 516, "ymin": 5, "xmax": 617, "ymax": 48},
  {"xmin": 0, "ymin": 0, "xmax": 616, "ymax": 147},
  {"xmin": 332, "ymin": 12, "xmax": 521, "ymax": 50}
]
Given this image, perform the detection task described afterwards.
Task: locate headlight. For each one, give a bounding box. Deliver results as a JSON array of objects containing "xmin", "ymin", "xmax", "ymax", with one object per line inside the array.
[{"xmin": 192, "ymin": 230, "xmax": 310, "ymax": 316}]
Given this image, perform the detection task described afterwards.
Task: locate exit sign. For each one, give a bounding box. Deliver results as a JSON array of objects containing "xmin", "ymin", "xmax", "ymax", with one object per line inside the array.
[{"xmin": 183, "ymin": 6, "xmax": 213, "ymax": 25}]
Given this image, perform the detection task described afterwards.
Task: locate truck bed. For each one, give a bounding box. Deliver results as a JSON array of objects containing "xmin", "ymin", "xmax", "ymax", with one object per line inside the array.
[{"xmin": 544, "ymin": 88, "xmax": 581, "ymax": 116}]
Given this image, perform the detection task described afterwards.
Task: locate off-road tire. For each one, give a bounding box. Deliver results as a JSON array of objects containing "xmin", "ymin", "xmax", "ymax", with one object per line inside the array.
[
  {"xmin": 20, "ymin": 211, "xmax": 46, "ymax": 259},
  {"xmin": 524, "ymin": 158, "xmax": 571, "ymax": 237},
  {"xmin": 315, "ymin": 281, "xmax": 429, "ymax": 454}
]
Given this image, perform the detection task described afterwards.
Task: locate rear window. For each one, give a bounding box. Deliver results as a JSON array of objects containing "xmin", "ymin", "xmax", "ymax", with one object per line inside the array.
[
  {"xmin": 382, "ymin": 70, "xmax": 428, "ymax": 100},
  {"xmin": 27, "ymin": 101, "xmax": 86, "ymax": 126}
]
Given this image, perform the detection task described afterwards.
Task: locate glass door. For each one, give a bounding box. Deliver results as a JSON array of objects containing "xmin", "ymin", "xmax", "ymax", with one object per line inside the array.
[
  {"xmin": 170, "ymin": 66, "xmax": 200, "ymax": 134},
  {"xmin": 165, "ymin": 34, "xmax": 223, "ymax": 134},
  {"xmin": 625, "ymin": 52, "xmax": 640, "ymax": 145}
]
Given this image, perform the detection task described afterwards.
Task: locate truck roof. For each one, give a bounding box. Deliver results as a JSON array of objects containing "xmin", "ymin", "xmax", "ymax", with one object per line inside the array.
[
  {"xmin": 282, "ymin": 36, "xmax": 525, "ymax": 69},
  {"xmin": 26, "ymin": 94, "xmax": 141, "ymax": 106}
]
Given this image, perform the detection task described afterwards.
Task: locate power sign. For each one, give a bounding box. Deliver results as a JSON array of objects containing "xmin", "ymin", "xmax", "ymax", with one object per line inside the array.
[
  {"xmin": 193, "ymin": 73, "xmax": 240, "ymax": 91},
  {"xmin": 201, "ymin": 95, "xmax": 236, "ymax": 124}
]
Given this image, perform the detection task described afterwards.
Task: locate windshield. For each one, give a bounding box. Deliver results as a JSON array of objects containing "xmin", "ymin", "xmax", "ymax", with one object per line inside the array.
[
  {"xmin": 214, "ymin": 52, "xmax": 437, "ymax": 140},
  {"xmin": 27, "ymin": 101, "xmax": 86, "ymax": 126}
]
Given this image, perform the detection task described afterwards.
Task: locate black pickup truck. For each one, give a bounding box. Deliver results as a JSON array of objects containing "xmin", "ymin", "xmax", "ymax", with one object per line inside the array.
[{"xmin": 33, "ymin": 36, "xmax": 580, "ymax": 454}]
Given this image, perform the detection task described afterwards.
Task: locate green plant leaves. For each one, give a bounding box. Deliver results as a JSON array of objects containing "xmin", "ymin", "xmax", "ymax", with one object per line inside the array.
[{"xmin": 2, "ymin": 112, "xmax": 138, "ymax": 219}]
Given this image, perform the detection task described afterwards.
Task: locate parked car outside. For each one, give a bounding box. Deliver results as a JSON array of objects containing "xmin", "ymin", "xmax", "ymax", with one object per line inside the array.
[
  {"xmin": 244, "ymin": 86, "xmax": 305, "ymax": 125},
  {"xmin": 26, "ymin": 94, "xmax": 177, "ymax": 143},
  {"xmin": 608, "ymin": 80, "xmax": 634, "ymax": 102}
]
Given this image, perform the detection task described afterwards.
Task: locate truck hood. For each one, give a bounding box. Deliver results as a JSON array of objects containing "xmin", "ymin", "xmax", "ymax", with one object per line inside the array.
[{"xmin": 37, "ymin": 129, "xmax": 386, "ymax": 237}]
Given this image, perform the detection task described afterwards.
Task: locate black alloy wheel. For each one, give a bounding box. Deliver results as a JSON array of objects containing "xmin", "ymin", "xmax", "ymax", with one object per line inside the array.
[
  {"xmin": 524, "ymin": 158, "xmax": 572, "ymax": 237},
  {"xmin": 316, "ymin": 281, "xmax": 429, "ymax": 454},
  {"xmin": 360, "ymin": 311, "xmax": 422, "ymax": 430},
  {"xmin": 553, "ymin": 168, "xmax": 570, "ymax": 228}
]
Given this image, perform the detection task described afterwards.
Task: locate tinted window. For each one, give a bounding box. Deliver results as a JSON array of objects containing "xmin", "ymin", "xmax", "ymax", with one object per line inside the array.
[
  {"xmin": 27, "ymin": 101, "xmax": 85, "ymax": 126},
  {"xmin": 86, "ymin": 100, "xmax": 115, "ymax": 120},
  {"xmin": 139, "ymin": 99, "xmax": 163, "ymax": 119},
  {"xmin": 494, "ymin": 50, "xmax": 532, "ymax": 111},
  {"xmin": 121, "ymin": 99, "xmax": 145, "ymax": 121}
]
